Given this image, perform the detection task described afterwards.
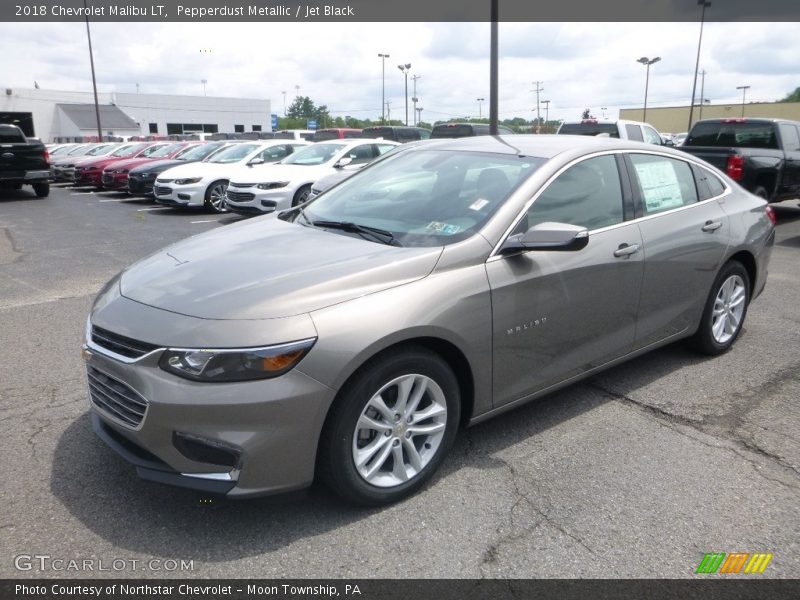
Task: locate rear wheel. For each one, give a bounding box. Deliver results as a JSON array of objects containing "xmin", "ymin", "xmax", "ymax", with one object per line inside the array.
[
  {"xmin": 204, "ymin": 180, "xmax": 228, "ymax": 213},
  {"xmin": 691, "ymin": 260, "xmax": 750, "ymax": 355},
  {"xmin": 32, "ymin": 183, "xmax": 50, "ymax": 198},
  {"xmin": 292, "ymin": 184, "xmax": 312, "ymax": 207},
  {"xmin": 752, "ymin": 185, "xmax": 769, "ymax": 201},
  {"xmin": 318, "ymin": 347, "xmax": 460, "ymax": 506}
]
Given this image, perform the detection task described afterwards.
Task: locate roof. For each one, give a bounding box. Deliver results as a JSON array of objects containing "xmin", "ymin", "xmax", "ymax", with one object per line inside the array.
[{"xmin": 56, "ymin": 103, "xmax": 139, "ymax": 130}]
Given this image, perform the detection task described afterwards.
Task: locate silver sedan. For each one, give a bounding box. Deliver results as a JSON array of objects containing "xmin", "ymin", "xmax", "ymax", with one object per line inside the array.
[{"xmin": 83, "ymin": 135, "xmax": 775, "ymax": 505}]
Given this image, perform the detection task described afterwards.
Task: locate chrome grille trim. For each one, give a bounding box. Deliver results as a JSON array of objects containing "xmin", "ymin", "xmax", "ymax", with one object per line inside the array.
[
  {"xmin": 91, "ymin": 326, "xmax": 160, "ymax": 359},
  {"xmin": 87, "ymin": 367, "xmax": 148, "ymax": 428}
]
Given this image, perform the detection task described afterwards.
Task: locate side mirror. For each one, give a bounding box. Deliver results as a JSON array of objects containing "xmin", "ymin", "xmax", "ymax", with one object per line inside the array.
[
  {"xmin": 663, "ymin": 139, "xmax": 675, "ymax": 147},
  {"xmin": 499, "ymin": 222, "xmax": 589, "ymax": 254},
  {"xmin": 247, "ymin": 157, "xmax": 265, "ymax": 166},
  {"xmin": 334, "ymin": 156, "xmax": 353, "ymax": 169}
]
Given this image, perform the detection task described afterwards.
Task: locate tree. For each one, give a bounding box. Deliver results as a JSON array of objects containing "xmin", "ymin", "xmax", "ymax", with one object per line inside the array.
[
  {"xmin": 581, "ymin": 108, "xmax": 594, "ymax": 119},
  {"xmin": 779, "ymin": 87, "xmax": 800, "ymax": 103},
  {"xmin": 287, "ymin": 96, "xmax": 316, "ymax": 119}
]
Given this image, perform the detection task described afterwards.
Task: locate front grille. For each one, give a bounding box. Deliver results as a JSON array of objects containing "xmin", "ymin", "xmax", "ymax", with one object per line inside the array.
[
  {"xmin": 226, "ymin": 191, "xmax": 255, "ymax": 202},
  {"xmin": 229, "ymin": 182, "xmax": 256, "ymax": 188},
  {"xmin": 155, "ymin": 186, "xmax": 172, "ymax": 196},
  {"xmin": 91, "ymin": 325, "xmax": 160, "ymax": 359},
  {"xmin": 87, "ymin": 366, "xmax": 148, "ymax": 428},
  {"xmin": 155, "ymin": 178, "xmax": 174, "ymax": 183},
  {"xmin": 101, "ymin": 174, "xmax": 113, "ymax": 184}
]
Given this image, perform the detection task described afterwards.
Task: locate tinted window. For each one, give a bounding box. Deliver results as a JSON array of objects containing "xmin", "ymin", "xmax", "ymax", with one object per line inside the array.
[
  {"xmin": 643, "ymin": 126, "xmax": 662, "ymax": 145},
  {"xmin": 686, "ymin": 122, "xmax": 778, "ymax": 149},
  {"xmin": 517, "ymin": 155, "xmax": 624, "ymax": 232},
  {"xmin": 376, "ymin": 144, "xmax": 397, "ymax": 155},
  {"xmin": 0, "ymin": 127, "xmax": 26, "ymax": 143},
  {"xmin": 431, "ymin": 124, "xmax": 475, "ymax": 138},
  {"xmin": 629, "ymin": 154, "xmax": 698, "ymax": 215},
  {"xmin": 363, "ymin": 127, "xmax": 394, "ymax": 140},
  {"xmin": 625, "ymin": 125, "xmax": 644, "ymax": 142},
  {"xmin": 778, "ymin": 124, "xmax": 800, "ymax": 151},
  {"xmin": 282, "ymin": 143, "xmax": 346, "ymax": 165},
  {"xmin": 207, "ymin": 143, "xmax": 260, "ymax": 163},
  {"xmin": 256, "ymin": 144, "xmax": 291, "ymax": 162},
  {"xmin": 558, "ymin": 123, "xmax": 619, "ymax": 137},
  {"xmin": 344, "ymin": 144, "xmax": 376, "ymax": 165},
  {"xmin": 313, "ymin": 130, "xmax": 341, "ymax": 141},
  {"xmin": 397, "ymin": 128, "xmax": 418, "ymax": 141}
]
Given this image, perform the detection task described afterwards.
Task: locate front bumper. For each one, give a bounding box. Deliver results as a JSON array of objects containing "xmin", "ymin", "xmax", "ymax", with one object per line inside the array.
[
  {"xmin": 153, "ymin": 182, "xmax": 205, "ymax": 207},
  {"xmin": 101, "ymin": 172, "xmax": 129, "ymax": 190},
  {"xmin": 74, "ymin": 169, "xmax": 102, "ymax": 186},
  {"xmin": 128, "ymin": 175, "xmax": 156, "ymax": 196},
  {"xmin": 84, "ymin": 305, "xmax": 332, "ymax": 498},
  {"xmin": 225, "ymin": 187, "xmax": 292, "ymax": 215}
]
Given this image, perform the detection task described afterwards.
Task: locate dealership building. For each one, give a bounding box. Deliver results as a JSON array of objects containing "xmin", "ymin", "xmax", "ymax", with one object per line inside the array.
[
  {"xmin": 0, "ymin": 86, "xmax": 272, "ymax": 141},
  {"xmin": 620, "ymin": 101, "xmax": 800, "ymax": 133}
]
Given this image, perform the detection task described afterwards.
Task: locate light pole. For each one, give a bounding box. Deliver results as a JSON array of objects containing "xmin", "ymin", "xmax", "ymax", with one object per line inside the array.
[
  {"xmin": 637, "ymin": 56, "xmax": 661, "ymax": 122},
  {"xmin": 477, "ymin": 97, "xmax": 485, "ymax": 119},
  {"xmin": 411, "ymin": 74, "xmax": 421, "ymax": 126},
  {"xmin": 736, "ymin": 85, "xmax": 750, "ymax": 117},
  {"xmin": 416, "ymin": 107, "xmax": 423, "ymax": 125},
  {"xmin": 201, "ymin": 79, "xmax": 207, "ymax": 96},
  {"xmin": 688, "ymin": 1, "xmax": 712, "ymax": 130},
  {"xmin": 294, "ymin": 84, "xmax": 300, "ymax": 98},
  {"xmin": 531, "ymin": 81, "xmax": 543, "ymax": 132},
  {"xmin": 601, "ymin": 107, "xmax": 608, "ymax": 119},
  {"xmin": 542, "ymin": 100, "xmax": 550, "ymax": 128},
  {"xmin": 378, "ymin": 53, "xmax": 390, "ymax": 123},
  {"xmin": 282, "ymin": 90, "xmax": 287, "ymax": 115},
  {"xmin": 83, "ymin": 0, "xmax": 102, "ymax": 141},
  {"xmin": 397, "ymin": 63, "xmax": 411, "ymax": 126},
  {"xmin": 697, "ymin": 69, "xmax": 706, "ymax": 120}
]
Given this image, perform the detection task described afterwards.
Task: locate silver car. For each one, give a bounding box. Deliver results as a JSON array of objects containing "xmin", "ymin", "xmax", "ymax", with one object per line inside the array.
[{"xmin": 83, "ymin": 135, "xmax": 775, "ymax": 505}]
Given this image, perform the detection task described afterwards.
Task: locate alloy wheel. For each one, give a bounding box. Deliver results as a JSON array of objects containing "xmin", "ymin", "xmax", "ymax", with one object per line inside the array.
[{"xmin": 711, "ymin": 274, "xmax": 746, "ymax": 344}]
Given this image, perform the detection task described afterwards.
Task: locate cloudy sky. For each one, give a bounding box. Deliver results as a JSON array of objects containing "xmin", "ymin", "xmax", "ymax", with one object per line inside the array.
[{"xmin": 1, "ymin": 21, "xmax": 798, "ymax": 123}]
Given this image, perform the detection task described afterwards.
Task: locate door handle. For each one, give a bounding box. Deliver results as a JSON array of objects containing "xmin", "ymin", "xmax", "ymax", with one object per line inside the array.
[
  {"xmin": 613, "ymin": 243, "xmax": 640, "ymax": 258},
  {"xmin": 702, "ymin": 220, "xmax": 722, "ymax": 232}
]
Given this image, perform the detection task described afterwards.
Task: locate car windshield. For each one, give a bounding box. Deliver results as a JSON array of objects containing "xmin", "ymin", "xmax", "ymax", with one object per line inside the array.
[
  {"xmin": 111, "ymin": 143, "xmax": 148, "ymax": 157},
  {"xmin": 281, "ymin": 143, "xmax": 346, "ymax": 166},
  {"xmin": 146, "ymin": 143, "xmax": 184, "ymax": 158},
  {"xmin": 297, "ymin": 149, "xmax": 545, "ymax": 247},
  {"xmin": 66, "ymin": 145, "xmax": 92, "ymax": 155},
  {"xmin": 85, "ymin": 144, "xmax": 115, "ymax": 156},
  {"xmin": 205, "ymin": 143, "xmax": 259, "ymax": 163},
  {"xmin": 178, "ymin": 143, "xmax": 220, "ymax": 161}
]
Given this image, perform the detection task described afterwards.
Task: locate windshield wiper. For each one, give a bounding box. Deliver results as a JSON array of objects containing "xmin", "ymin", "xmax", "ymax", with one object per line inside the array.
[{"xmin": 311, "ymin": 220, "xmax": 401, "ymax": 246}]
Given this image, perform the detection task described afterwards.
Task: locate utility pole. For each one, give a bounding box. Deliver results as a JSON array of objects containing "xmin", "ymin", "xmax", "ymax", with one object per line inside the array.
[
  {"xmin": 385, "ymin": 100, "xmax": 391, "ymax": 123},
  {"xmin": 411, "ymin": 74, "xmax": 421, "ymax": 126},
  {"xmin": 542, "ymin": 100, "xmax": 550, "ymax": 130},
  {"xmin": 698, "ymin": 70, "xmax": 706, "ymax": 120},
  {"xmin": 489, "ymin": 0, "xmax": 498, "ymax": 135},
  {"xmin": 378, "ymin": 53, "xmax": 390, "ymax": 123},
  {"xmin": 532, "ymin": 81, "xmax": 544, "ymax": 133},
  {"xmin": 689, "ymin": 1, "xmax": 712, "ymax": 131}
]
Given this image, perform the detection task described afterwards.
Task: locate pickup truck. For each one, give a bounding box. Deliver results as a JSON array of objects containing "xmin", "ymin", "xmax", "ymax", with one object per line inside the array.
[
  {"xmin": 0, "ymin": 124, "xmax": 51, "ymax": 197},
  {"xmin": 557, "ymin": 119, "xmax": 665, "ymax": 145},
  {"xmin": 680, "ymin": 118, "xmax": 800, "ymax": 202}
]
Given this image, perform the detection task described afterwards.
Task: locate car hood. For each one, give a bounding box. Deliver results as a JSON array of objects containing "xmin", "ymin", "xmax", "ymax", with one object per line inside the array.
[
  {"xmin": 131, "ymin": 158, "xmax": 189, "ymax": 174},
  {"xmin": 229, "ymin": 163, "xmax": 330, "ymax": 185},
  {"xmin": 120, "ymin": 217, "xmax": 442, "ymax": 320},
  {"xmin": 79, "ymin": 155, "xmax": 137, "ymax": 169},
  {"xmin": 158, "ymin": 162, "xmax": 230, "ymax": 180},
  {"xmin": 103, "ymin": 157, "xmax": 153, "ymax": 171}
]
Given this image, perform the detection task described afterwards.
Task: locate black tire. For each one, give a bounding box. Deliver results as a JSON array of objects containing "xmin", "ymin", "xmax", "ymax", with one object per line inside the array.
[
  {"xmin": 32, "ymin": 183, "xmax": 50, "ymax": 198},
  {"xmin": 752, "ymin": 185, "xmax": 769, "ymax": 201},
  {"xmin": 204, "ymin": 180, "xmax": 228, "ymax": 213},
  {"xmin": 292, "ymin": 184, "xmax": 312, "ymax": 207},
  {"xmin": 318, "ymin": 346, "xmax": 460, "ymax": 506},
  {"xmin": 691, "ymin": 260, "xmax": 751, "ymax": 355}
]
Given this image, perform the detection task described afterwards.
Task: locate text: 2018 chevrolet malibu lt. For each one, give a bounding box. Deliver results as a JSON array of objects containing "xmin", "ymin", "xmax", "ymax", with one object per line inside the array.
[{"xmin": 84, "ymin": 136, "xmax": 775, "ymax": 505}]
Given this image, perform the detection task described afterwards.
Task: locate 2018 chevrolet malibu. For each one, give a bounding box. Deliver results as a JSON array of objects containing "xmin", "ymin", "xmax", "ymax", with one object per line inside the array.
[{"xmin": 84, "ymin": 135, "xmax": 775, "ymax": 505}]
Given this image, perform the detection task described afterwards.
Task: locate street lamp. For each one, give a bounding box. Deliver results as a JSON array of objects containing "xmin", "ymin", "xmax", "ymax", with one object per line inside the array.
[
  {"xmin": 411, "ymin": 74, "xmax": 421, "ymax": 126},
  {"xmin": 688, "ymin": 1, "xmax": 712, "ymax": 130},
  {"xmin": 542, "ymin": 100, "xmax": 550, "ymax": 127},
  {"xmin": 282, "ymin": 90, "xmax": 287, "ymax": 115},
  {"xmin": 397, "ymin": 63, "xmax": 411, "ymax": 126},
  {"xmin": 637, "ymin": 56, "xmax": 660, "ymax": 122},
  {"xmin": 201, "ymin": 79, "xmax": 207, "ymax": 96},
  {"xmin": 477, "ymin": 97, "xmax": 485, "ymax": 119},
  {"xmin": 378, "ymin": 53, "xmax": 390, "ymax": 123},
  {"xmin": 736, "ymin": 85, "xmax": 750, "ymax": 117},
  {"xmin": 601, "ymin": 107, "xmax": 608, "ymax": 119}
]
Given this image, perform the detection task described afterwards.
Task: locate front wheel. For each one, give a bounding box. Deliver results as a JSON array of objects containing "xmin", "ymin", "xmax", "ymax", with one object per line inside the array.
[
  {"xmin": 292, "ymin": 184, "xmax": 311, "ymax": 207},
  {"xmin": 318, "ymin": 347, "xmax": 460, "ymax": 506},
  {"xmin": 204, "ymin": 180, "xmax": 228, "ymax": 213},
  {"xmin": 691, "ymin": 260, "xmax": 750, "ymax": 355},
  {"xmin": 32, "ymin": 183, "xmax": 50, "ymax": 198}
]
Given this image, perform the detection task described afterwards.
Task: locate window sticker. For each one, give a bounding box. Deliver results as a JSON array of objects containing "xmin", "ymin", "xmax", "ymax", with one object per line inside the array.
[
  {"xmin": 634, "ymin": 160, "xmax": 684, "ymax": 212},
  {"xmin": 469, "ymin": 199, "xmax": 490, "ymax": 211},
  {"xmin": 425, "ymin": 221, "xmax": 462, "ymax": 235}
]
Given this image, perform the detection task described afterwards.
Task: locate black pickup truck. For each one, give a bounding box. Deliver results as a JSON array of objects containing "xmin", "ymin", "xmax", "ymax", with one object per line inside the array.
[
  {"xmin": 0, "ymin": 124, "xmax": 51, "ymax": 197},
  {"xmin": 680, "ymin": 118, "xmax": 800, "ymax": 202}
]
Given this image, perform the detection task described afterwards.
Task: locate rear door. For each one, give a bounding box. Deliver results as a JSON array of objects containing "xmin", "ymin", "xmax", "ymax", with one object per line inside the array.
[
  {"xmin": 486, "ymin": 153, "xmax": 644, "ymax": 406},
  {"xmin": 624, "ymin": 152, "xmax": 730, "ymax": 349},
  {"xmin": 777, "ymin": 123, "xmax": 800, "ymax": 197}
]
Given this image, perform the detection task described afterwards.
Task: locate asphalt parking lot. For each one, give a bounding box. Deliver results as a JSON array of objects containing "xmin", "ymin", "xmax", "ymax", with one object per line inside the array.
[{"xmin": 1, "ymin": 184, "xmax": 798, "ymax": 579}]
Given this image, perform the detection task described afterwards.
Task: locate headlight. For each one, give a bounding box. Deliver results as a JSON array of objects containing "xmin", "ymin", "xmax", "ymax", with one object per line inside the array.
[
  {"xmin": 158, "ymin": 338, "xmax": 316, "ymax": 382},
  {"xmin": 175, "ymin": 177, "xmax": 202, "ymax": 185},
  {"xmin": 256, "ymin": 181, "xmax": 289, "ymax": 190}
]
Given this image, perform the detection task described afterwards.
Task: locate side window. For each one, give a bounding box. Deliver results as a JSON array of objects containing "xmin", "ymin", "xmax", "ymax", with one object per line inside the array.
[
  {"xmin": 346, "ymin": 144, "xmax": 376, "ymax": 165},
  {"xmin": 692, "ymin": 164, "xmax": 726, "ymax": 200},
  {"xmin": 516, "ymin": 155, "xmax": 624, "ymax": 233},
  {"xmin": 376, "ymin": 144, "xmax": 397, "ymax": 155},
  {"xmin": 625, "ymin": 124, "xmax": 644, "ymax": 142},
  {"xmin": 778, "ymin": 124, "xmax": 800, "ymax": 151},
  {"xmin": 418, "ymin": 129, "xmax": 431, "ymax": 140},
  {"xmin": 643, "ymin": 126, "xmax": 662, "ymax": 145},
  {"xmin": 629, "ymin": 154, "xmax": 698, "ymax": 215}
]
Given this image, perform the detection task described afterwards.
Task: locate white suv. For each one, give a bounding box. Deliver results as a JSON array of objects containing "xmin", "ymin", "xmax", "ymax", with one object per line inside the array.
[{"xmin": 557, "ymin": 119, "xmax": 664, "ymax": 145}]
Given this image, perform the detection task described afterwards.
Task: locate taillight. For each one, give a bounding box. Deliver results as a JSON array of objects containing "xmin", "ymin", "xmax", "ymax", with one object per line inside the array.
[
  {"xmin": 726, "ymin": 154, "xmax": 744, "ymax": 180},
  {"xmin": 43, "ymin": 149, "xmax": 50, "ymax": 167},
  {"xmin": 765, "ymin": 205, "xmax": 777, "ymax": 226}
]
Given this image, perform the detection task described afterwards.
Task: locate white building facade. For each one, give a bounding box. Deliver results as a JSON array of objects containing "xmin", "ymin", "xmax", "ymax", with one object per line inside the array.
[{"xmin": 0, "ymin": 86, "xmax": 272, "ymax": 141}]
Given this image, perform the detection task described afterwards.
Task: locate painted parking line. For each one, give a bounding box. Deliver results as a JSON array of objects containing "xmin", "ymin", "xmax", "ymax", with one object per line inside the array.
[
  {"xmin": 190, "ymin": 219, "xmax": 220, "ymax": 224},
  {"xmin": 136, "ymin": 207, "xmax": 171, "ymax": 212},
  {"xmin": 99, "ymin": 198, "xmax": 136, "ymax": 203},
  {"xmin": 70, "ymin": 191, "xmax": 97, "ymax": 196}
]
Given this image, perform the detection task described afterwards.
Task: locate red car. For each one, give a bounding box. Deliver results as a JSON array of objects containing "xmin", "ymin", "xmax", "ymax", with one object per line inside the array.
[
  {"xmin": 99, "ymin": 142, "xmax": 196, "ymax": 191},
  {"xmin": 73, "ymin": 142, "xmax": 167, "ymax": 187}
]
